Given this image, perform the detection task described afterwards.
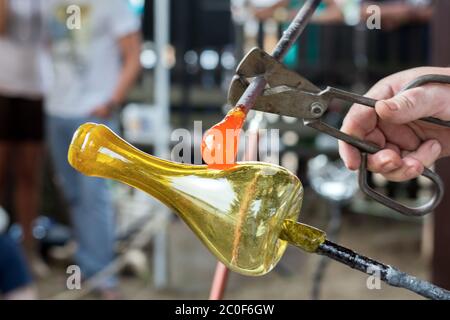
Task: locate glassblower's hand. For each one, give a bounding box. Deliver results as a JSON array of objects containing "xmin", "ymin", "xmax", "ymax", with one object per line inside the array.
[{"xmin": 339, "ymin": 67, "xmax": 450, "ymax": 182}]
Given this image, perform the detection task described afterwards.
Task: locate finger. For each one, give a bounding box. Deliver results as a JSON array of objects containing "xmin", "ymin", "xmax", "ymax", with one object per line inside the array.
[
  {"xmin": 405, "ymin": 139, "xmax": 442, "ymax": 168},
  {"xmin": 385, "ymin": 142, "xmax": 401, "ymax": 155},
  {"xmin": 382, "ymin": 140, "xmax": 442, "ymax": 182},
  {"xmin": 339, "ymin": 140, "xmax": 361, "ymax": 170},
  {"xmin": 365, "ymin": 128, "xmax": 386, "ymax": 148},
  {"xmin": 341, "ymin": 81, "xmax": 395, "ymax": 139},
  {"xmin": 367, "ymin": 143, "xmax": 403, "ymax": 174},
  {"xmin": 342, "ymin": 79, "xmax": 396, "ymax": 137},
  {"xmin": 341, "ymin": 104, "xmax": 378, "ymax": 139},
  {"xmin": 338, "ymin": 127, "xmax": 385, "ymax": 171},
  {"xmin": 365, "ymin": 82, "xmax": 396, "ymax": 101},
  {"xmin": 378, "ymin": 121, "xmax": 421, "ymax": 151},
  {"xmin": 339, "ymin": 129, "xmax": 386, "ymax": 171},
  {"xmin": 340, "ymin": 106, "xmax": 379, "ymax": 170},
  {"xmin": 339, "ymin": 83, "xmax": 394, "ymax": 170},
  {"xmin": 375, "ymin": 85, "xmax": 450, "ymax": 124}
]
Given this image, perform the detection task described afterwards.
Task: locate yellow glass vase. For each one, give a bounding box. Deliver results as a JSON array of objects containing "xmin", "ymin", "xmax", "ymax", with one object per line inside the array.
[{"xmin": 68, "ymin": 123, "xmax": 304, "ymax": 276}]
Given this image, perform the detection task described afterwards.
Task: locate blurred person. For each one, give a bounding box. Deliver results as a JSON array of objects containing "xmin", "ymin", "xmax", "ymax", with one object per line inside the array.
[
  {"xmin": 0, "ymin": 240, "xmax": 35, "ymax": 300},
  {"xmin": 0, "ymin": 0, "xmax": 49, "ymax": 277},
  {"xmin": 0, "ymin": 233, "xmax": 36, "ymax": 300},
  {"xmin": 0, "ymin": 205, "xmax": 35, "ymax": 300},
  {"xmin": 339, "ymin": 67, "xmax": 450, "ymax": 182},
  {"xmin": 41, "ymin": 0, "xmax": 141, "ymax": 298}
]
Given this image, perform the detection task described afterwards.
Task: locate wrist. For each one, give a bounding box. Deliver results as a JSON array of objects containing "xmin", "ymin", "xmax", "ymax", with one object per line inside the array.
[{"xmin": 106, "ymin": 99, "xmax": 121, "ymax": 112}]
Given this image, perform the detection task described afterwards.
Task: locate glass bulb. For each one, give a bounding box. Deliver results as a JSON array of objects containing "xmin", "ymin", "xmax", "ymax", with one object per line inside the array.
[{"xmin": 68, "ymin": 123, "xmax": 303, "ymax": 276}]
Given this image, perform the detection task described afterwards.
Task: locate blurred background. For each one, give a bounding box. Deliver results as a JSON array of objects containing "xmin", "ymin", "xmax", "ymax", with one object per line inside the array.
[{"xmin": 0, "ymin": 0, "xmax": 449, "ymax": 300}]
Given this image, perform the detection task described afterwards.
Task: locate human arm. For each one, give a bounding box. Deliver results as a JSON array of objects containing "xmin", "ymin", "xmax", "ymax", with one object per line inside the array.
[
  {"xmin": 91, "ymin": 31, "xmax": 142, "ymax": 119},
  {"xmin": 0, "ymin": 0, "xmax": 8, "ymax": 35}
]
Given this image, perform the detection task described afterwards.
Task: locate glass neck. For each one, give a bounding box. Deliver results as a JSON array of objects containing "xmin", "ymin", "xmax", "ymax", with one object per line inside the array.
[{"xmin": 68, "ymin": 123, "xmax": 205, "ymax": 203}]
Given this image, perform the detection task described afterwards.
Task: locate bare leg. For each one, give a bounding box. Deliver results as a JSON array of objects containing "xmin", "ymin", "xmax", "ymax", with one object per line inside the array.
[
  {"xmin": 13, "ymin": 142, "xmax": 49, "ymax": 278},
  {"xmin": 0, "ymin": 142, "xmax": 11, "ymax": 208},
  {"xmin": 13, "ymin": 142, "xmax": 43, "ymax": 250}
]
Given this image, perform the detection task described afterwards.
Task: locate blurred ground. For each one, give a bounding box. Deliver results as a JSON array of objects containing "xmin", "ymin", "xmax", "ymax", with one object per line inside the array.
[{"xmin": 37, "ymin": 191, "xmax": 428, "ymax": 300}]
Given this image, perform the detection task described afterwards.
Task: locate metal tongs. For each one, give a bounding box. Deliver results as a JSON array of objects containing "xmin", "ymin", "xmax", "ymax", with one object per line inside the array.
[{"xmin": 229, "ymin": 48, "xmax": 450, "ymax": 217}]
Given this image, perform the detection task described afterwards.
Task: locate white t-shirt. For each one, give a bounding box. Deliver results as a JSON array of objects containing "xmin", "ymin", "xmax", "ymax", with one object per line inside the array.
[
  {"xmin": 43, "ymin": 0, "xmax": 140, "ymax": 117},
  {"xmin": 0, "ymin": 0, "xmax": 45, "ymax": 97}
]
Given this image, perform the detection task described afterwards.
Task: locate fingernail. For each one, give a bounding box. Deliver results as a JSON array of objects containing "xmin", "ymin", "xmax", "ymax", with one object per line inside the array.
[
  {"xmin": 385, "ymin": 101, "xmax": 398, "ymax": 112},
  {"xmin": 381, "ymin": 161, "xmax": 397, "ymax": 172},
  {"xmin": 405, "ymin": 166, "xmax": 420, "ymax": 178},
  {"xmin": 432, "ymin": 142, "xmax": 442, "ymax": 155}
]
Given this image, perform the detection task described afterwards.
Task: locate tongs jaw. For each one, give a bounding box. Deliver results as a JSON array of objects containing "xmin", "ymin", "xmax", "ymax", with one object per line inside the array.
[{"xmin": 228, "ymin": 48, "xmax": 326, "ymax": 120}]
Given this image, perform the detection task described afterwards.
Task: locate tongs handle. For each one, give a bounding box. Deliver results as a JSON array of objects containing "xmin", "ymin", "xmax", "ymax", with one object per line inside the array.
[
  {"xmin": 307, "ymin": 119, "xmax": 444, "ymax": 217},
  {"xmin": 359, "ymin": 154, "xmax": 444, "ymax": 216},
  {"xmin": 314, "ymin": 74, "xmax": 450, "ymax": 216},
  {"xmin": 323, "ymin": 78, "xmax": 450, "ymax": 128}
]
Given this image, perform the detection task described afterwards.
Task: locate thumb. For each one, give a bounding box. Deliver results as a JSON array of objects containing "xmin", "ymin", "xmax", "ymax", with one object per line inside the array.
[{"xmin": 375, "ymin": 86, "xmax": 449, "ymax": 124}]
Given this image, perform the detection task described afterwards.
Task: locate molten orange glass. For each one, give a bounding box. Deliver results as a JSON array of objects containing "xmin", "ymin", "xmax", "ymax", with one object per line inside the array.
[{"xmin": 201, "ymin": 106, "xmax": 247, "ymax": 170}]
